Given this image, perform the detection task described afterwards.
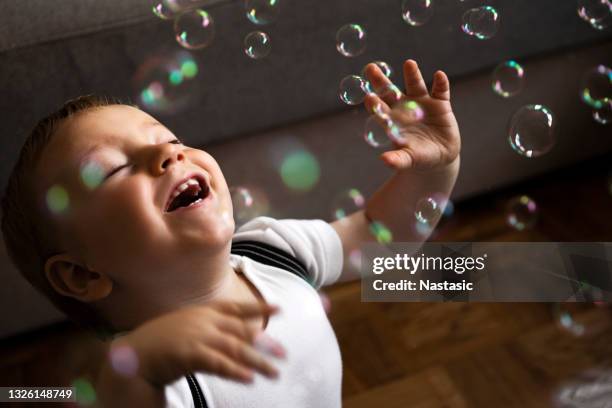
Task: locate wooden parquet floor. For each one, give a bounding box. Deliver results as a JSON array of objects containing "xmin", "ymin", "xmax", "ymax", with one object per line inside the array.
[{"xmin": 1, "ymin": 154, "xmax": 611, "ymax": 407}]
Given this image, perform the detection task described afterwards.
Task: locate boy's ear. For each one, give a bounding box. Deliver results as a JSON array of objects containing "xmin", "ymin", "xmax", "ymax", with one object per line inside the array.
[{"xmin": 44, "ymin": 254, "xmax": 113, "ymax": 302}]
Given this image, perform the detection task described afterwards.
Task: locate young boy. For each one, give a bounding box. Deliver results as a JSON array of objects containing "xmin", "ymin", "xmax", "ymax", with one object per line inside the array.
[{"xmin": 1, "ymin": 60, "xmax": 460, "ymax": 407}]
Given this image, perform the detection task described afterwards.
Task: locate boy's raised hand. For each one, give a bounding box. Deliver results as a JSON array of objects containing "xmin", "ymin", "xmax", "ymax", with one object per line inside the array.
[
  {"xmin": 112, "ymin": 301, "xmax": 285, "ymax": 387},
  {"xmin": 363, "ymin": 59, "xmax": 461, "ymax": 172}
]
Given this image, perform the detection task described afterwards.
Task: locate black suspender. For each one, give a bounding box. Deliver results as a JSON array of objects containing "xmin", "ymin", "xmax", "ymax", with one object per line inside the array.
[
  {"xmin": 186, "ymin": 373, "xmax": 207, "ymax": 408},
  {"xmin": 230, "ymin": 240, "xmax": 309, "ymax": 283},
  {"xmin": 185, "ymin": 240, "xmax": 308, "ymax": 408}
]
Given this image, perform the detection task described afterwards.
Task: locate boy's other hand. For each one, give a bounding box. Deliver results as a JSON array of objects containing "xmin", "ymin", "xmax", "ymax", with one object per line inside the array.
[
  {"xmin": 114, "ymin": 301, "xmax": 285, "ymax": 387},
  {"xmin": 364, "ymin": 59, "xmax": 461, "ymax": 172}
]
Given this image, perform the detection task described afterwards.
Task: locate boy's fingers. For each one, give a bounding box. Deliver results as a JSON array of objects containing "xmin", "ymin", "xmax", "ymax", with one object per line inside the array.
[
  {"xmin": 214, "ymin": 335, "xmax": 280, "ymax": 379},
  {"xmin": 403, "ymin": 60, "xmax": 429, "ymax": 98},
  {"xmin": 215, "ymin": 315, "xmax": 260, "ymax": 342},
  {"xmin": 364, "ymin": 93, "xmax": 391, "ymax": 116},
  {"xmin": 214, "ymin": 302, "xmax": 279, "ymax": 319},
  {"xmin": 365, "ymin": 64, "xmax": 404, "ymax": 106},
  {"xmin": 431, "ymin": 70, "xmax": 451, "ymax": 101},
  {"xmin": 195, "ymin": 347, "xmax": 255, "ymax": 383},
  {"xmin": 380, "ymin": 149, "xmax": 414, "ymax": 170}
]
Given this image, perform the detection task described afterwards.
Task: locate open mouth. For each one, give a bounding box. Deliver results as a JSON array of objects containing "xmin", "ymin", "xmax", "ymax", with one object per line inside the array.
[{"xmin": 166, "ymin": 175, "xmax": 210, "ymax": 213}]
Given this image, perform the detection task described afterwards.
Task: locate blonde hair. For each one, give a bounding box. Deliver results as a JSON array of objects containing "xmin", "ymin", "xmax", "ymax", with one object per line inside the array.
[{"xmin": 1, "ymin": 95, "xmax": 132, "ymax": 338}]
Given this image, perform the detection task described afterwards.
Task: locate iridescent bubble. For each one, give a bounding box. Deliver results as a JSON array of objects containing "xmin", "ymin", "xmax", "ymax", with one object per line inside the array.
[
  {"xmin": 72, "ymin": 378, "xmax": 96, "ymax": 405},
  {"xmin": 230, "ymin": 186, "xmax": 270, "ymax": 226},
  {"xmin": 508, "ymin": 104, "xmax": 556, "ymax": 158},
  {"xmin": 363, "ymin": 116, "xmax": 393, "ymax": 149},
  {"xmin": 492, "ymin": 60, "xmax": 525, "ymax": 98},
  {"xmin": 331, "ymin": 188, "xmax": 366, "ymax": 221},
  {"xmin": 577, "ymin": 0, "xmax": 612, "ymax": 30},
  {"xmin": 245, "ymin": 0, "xmax": 280, "ymax": 25},
  {"xmin": 415, "ymin": 197, "xmax": 442, "ymax": 225},
  {"xmin": 244, "ymin": 31, "xmax": 271, "ymax": 59},
  {"xmin": 581, "ymin": 65, "xmax": 612, "ymax": 109},
  {"xmin": 46, "ymin": 185, "xmax": 69, "ymax": 214},
  {"xmin": 280, "ymin": 150, "xmax": 320, "ymax": 192},
  {"xmin": 336, "ymin": 24, "xmax": 367, "ymax": 58},
  {"xmin": 553, "ymin": 304, "xmax": 588, "ymax": 337},
  {"xmin": 339, "ymin": 75, "xmax": 367, "ymax": 105},
  {"xmin": 461, "ymin": 6, "xmax": 499, "ymax": 40},
  {"xmin": 133, "ymin": 50, "xmax": 199, "ymax": 114},
  {"xmin": 372, "ymin": 83, "xmax": 404, "ymax": 105},
  {"xmin": 506, "ymin": 195, "xmax": 537, "ymax": 231},
  {"xmin": 348, "ymin": 249, "xmax": 362, "ymax": 272},
  {"xmin": 174, "ymin": 9, "xmax": 215, "ymax": 50},
  {"xmin": 164, "ymin": 0, "xmax": 200, "ymax": 12},
  {"xmin": 387, "ymin": 100, "xmax": 425, "ymax": 144},
  {"xmin": 401, "ymin": 0, "xmax": 434, "ymax": 26},
  {"xmin": 80, "ymin": 161, "xmax": 105, "ymax": 190},
  {"xmin": 109, "ymin": 344, "xmax": 139, "ymax": 377},
  {"xmin": 593, "ymin": 99, "xmax": 612, "ymax": 124},
  {"xmin": 362, "ymin": 61, "xmax": 393, "ymax": 79},
  {"xmin": 253, "ymin": 332, "xmax": 286, "ymax": 358},
  {"xmin": 369, "ymin": 221, "xmax": 393, "ymax": 244},
  {"xmin": 152, "ymin": 2, "xmax": 176, "ymax": 19},
  {"xmin": 415, "ymin": 220, "xmax": 433, "ymax": 237}
]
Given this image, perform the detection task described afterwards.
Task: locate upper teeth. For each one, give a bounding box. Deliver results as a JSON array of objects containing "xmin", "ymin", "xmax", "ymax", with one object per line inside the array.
[{"xmin": 170, "ymin": 178, "xmax": 200, "ymax": 200}]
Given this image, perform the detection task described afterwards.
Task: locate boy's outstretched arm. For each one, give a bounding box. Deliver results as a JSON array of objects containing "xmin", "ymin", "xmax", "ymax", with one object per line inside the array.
[{"xmin": 331, "ymin": 59, "xmax": 461, "ymax": 283}]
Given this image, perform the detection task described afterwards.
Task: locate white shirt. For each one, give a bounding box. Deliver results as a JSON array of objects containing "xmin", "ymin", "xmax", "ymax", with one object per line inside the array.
[{"xmin": 164, "ymin": 217, "xmax": 344, "ymax": 408}]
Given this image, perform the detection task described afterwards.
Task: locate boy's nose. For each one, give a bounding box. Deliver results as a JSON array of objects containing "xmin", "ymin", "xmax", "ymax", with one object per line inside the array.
[{"xmin": 151, "ymin": 143, "xmax": 185, "ymax": 175}]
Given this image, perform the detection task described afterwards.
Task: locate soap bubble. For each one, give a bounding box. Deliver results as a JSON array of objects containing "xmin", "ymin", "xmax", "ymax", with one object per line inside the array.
[
  {"xmin": 244, "ymin": 31, "xmax": 271, "ymax": 59},
  {"xmin": 280, "ymin": 150, "xmax": 320, "ymax": 192},
  {"xmin": 80, "ymin": 161, "xmax": 105, "ymax": 190},
  {"xmin": 339, "ymin": 75, "xmax": 367, "ymax": 105},
  {"xmin": 577, "ymin": 0, "xmax": 612, "ymax": 30},
  {"xmin": 594, "ymin": 99, "xmax": 612, "ymax": 124},
  {"xmin": 372, "ymin": 83, "xmax": 404, "ymax": 106},
  {"xmin": 133, "ymin": 50, "xmax": 199, "ymax": 114},
  {"xmin": 230, "ymin": 186, "xmax": 270, "ymax": 226},
  {"xmin": 461, "ymin": 6, "xmax": 499, "ymax": 39},
  {"xmin": 492, "ymin": 60, "xmax": 525, "ymax": 98},
  {"xmin": 72, "ymin": 378, "xmax": 96, "ymax": 405},
  {"xmin": 336, "ymin": 24, "xmax": 367, "ymax": 58},
  {"xmin": 369, "ymin": 221, "xmax": 393, "ymax": 244},
  {"xmin": 387, "ymin": 100, "xmax": 425, "ymax": 144},
  {"xmin": 174, "ymin": 9, "xmax": 215, "ymax": 50},
  {"xmin": 556, "ymin": 308, "xmax": 586, "ymax": 336},
  {"xmin": 245, "ymin": 0, "xmax": 280, "ymax": 25},
  {"xmin": 363, "ymin": 116, "xmax": 393, "ymax": 149},
  {"xmin": 415, "ymin": 197, "xmax": 442, "ymax": 225},
  {"xmin": 506, "ymin": 195, "xmax": 537, "ymax": 231},
  {"xmin": 46, "ymin": 185, "xmax": 69, "ymax": 214},
  {"xmin": 581, "ymin": 65, "xmax": 612, "ymax": 109},
  {"xmin": 349, "ymin": 249, "xmax": 362, "ymax": 272},
  {"xmin": 152, "ymin": 2, "xmax": 176, "ymax": 19},
  {"xmin": 331, "ymin": 188, "xmax": 366, "ymax": 221},
  {"xmin": 401, "ymin": 0, "xmax": 434, "ymax": 26},
  {"xmin": 163, "ymin": 0, "xmax": 200, "ymax": 12},
  {"xmin": 109, "ymin": 344, "xmax": 139, "ymax": 377},
  {"xmin": 362, "ymin": 61, "xmax": 393, "ymax": 79},
  {"xmin": 508, "ymin": 104, "xmax": 556, "ymax": 158}
]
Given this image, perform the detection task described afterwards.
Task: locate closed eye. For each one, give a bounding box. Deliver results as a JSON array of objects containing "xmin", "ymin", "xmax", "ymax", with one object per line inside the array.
[
  {"xmin": 105, "ymin": 164, "xmax": 129, "ymax": 180},
  {"xmin": 104, "ymin": 139, "xmax": 182, "ymax": 180}
]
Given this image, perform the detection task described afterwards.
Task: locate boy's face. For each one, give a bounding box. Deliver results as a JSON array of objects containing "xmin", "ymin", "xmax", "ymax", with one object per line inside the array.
[{"xmin": 36, "ymin": 105, "xmax": 235, "ymax": 292}]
